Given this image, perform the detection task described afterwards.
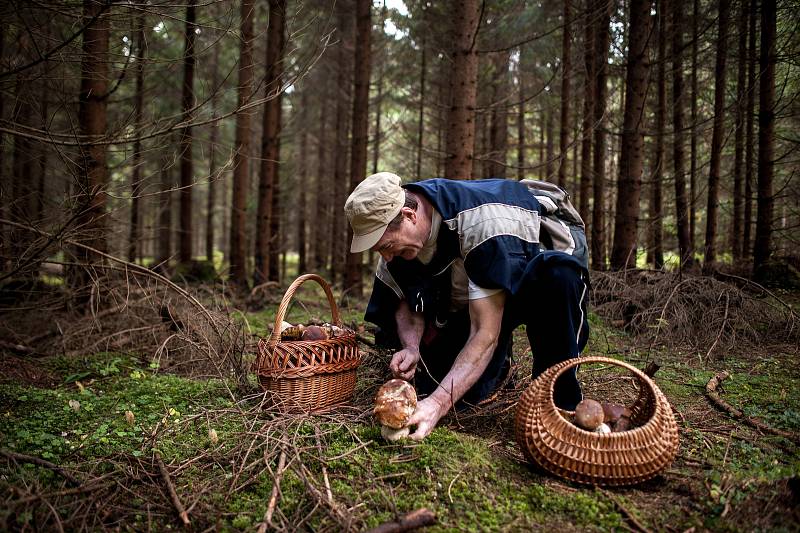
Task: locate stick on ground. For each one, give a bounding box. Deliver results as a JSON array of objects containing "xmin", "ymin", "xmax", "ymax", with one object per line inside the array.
[
  {"xmin": 257, "ymin": 449, "xmax": 287, "ymax": 533},
  {"xmin": 1, "ymin": 449, "xmax": 81, "ymax": 486},
  {"xmin": 155, "ymin": 452, "xmax": 190, "ymax": 527},
  {"xmin": 705, "ymin": 371, "xmax": 799, "ymax": 443},
  {"xmin": 365, "ymin": 508, "xmax": 436, "ymax": 533}
]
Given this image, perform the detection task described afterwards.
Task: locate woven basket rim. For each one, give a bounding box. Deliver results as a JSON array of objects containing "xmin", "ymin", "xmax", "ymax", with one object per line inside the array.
[{"xmin": 546, "ymin": 356, "xmax": 661, "ymax": 434}]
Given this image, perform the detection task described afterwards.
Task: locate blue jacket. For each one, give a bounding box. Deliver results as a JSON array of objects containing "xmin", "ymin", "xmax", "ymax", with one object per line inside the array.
[{"xmin": 365, "ymin": 179, "xmax": 584, "ymax": 336}]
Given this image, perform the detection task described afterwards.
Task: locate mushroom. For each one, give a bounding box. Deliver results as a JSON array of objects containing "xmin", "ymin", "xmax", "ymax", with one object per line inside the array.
[
  {"xmin": 573, "ymin": 399, "xmax": 605, "ymax": 431},
  {"xmin": 374, "ymin": 379, "xmax": 417, "ymax": 441},
  {"xmin": 595, "ymin": 423, "xmax": 612, "ymax": 434},
  {"xmin": 301, "ymin": 325, "xmax": 329, "ymax": 341}
]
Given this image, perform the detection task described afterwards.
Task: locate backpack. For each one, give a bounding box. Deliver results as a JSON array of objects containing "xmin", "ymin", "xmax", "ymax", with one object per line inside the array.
[{"xmin": 520, "ymin": 179, "xmax": 589, "ymax": 269}]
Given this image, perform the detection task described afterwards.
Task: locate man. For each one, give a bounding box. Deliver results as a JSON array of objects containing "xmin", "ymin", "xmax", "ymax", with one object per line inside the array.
[{"xmin": 345, "ymin": 172, "xmax": 589, "ymax": 440}]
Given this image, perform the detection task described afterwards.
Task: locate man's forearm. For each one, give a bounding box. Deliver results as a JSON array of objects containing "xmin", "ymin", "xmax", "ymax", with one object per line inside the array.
[
  {"xmin": 395, "ymin": 300, "xmax": 424, "ymax": 350},
  {"xmin": 428, "ymin": 330, "xmax": 499, "ymax": 411}
]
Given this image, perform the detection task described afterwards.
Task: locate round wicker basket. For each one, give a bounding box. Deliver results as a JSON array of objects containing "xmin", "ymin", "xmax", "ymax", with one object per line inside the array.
[
  {"xmin": 514, "ymin": 356, "xmax": 679, "ymax": 486},
  {"xmin": 255, "ymin": 274, "xmax": 360, "ymax": 412}
]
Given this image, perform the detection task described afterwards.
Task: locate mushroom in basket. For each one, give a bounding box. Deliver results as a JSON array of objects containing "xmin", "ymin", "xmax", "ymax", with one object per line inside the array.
[{"xmin": 374, "ymin": 379, "xmax": 417, "ymax": 441}]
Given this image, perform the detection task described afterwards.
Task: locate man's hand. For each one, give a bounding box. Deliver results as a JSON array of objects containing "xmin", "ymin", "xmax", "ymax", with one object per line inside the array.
[
  {"xmin": 407, "ymin": 395, "xmax": 448, "ymax": 441},
  {"xmin": 390, "ymin": 347, "xmax": 421, "ymax": 380}
]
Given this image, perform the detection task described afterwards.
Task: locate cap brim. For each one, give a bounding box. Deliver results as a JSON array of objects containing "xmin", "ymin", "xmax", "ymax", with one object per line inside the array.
[{"xmin": 350, "ymin": 224, "xmax": 388, "ymax": 253}]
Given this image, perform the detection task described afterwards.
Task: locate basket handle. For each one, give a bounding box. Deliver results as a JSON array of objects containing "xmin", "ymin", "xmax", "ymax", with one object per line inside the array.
[{"xmin": 268, "ymin": 274, "xmax": 342, "ymax": 347}]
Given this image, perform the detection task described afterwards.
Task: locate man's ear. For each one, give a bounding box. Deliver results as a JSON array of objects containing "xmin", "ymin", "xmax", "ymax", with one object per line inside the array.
[{"xmin": 403, "ymin": 207, "xmax": 417, "ymax": 224}]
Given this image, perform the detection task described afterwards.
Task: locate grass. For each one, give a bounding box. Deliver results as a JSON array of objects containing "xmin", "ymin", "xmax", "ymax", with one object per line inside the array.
[{"xmin": 2, "ymin": 297, "xmax": 799, "ymax": 530}]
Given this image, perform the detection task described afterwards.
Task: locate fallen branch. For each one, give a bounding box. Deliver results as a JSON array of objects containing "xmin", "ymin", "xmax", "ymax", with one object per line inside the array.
[
  {"xmin": 155, "ymin": 453, "xmax": 190, "ymax": 527},
  {"xmin": 365, "ymin": 508, "xmax": 436, "ymax": 533},
  {"xmin": 257, "ymin": 449, "xmax": 287, "ymax": 533},
  {"xmin": 705, "ymin": 371, "xmax": 799, "ymax": 444},
  {"xmin": 1, "ymin": 449, "xmax": 81, "ymax": 486},
  {"xmin": 602, "ymin": 490, "xmax": 652, "ymax": 533},
  {"xmin": 0, "ymin": 340, "xmax": 39, "ymax": 356}
]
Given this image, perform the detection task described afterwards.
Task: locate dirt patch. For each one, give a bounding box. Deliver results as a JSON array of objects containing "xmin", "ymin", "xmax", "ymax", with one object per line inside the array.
[{"xmin": 0, "ymin": 355, "xmax": 58, "ymax": 388}]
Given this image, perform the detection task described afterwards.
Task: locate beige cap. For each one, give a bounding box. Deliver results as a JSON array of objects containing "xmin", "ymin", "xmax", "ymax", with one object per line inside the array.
[{"xmin": 344, "ymin": 172, "xmax": 405, "ymax": 252}]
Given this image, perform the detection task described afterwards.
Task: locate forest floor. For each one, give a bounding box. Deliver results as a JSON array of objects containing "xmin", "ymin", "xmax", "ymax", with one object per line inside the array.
[{"xmin": 1, "ymin": 275, "xmax": 799, "ymax": 532}]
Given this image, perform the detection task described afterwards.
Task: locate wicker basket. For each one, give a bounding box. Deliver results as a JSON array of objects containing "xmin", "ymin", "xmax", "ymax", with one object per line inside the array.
[
  {"xmin": 255, "ymin": 274, "xmax": 360, "ymax": 412},
  {"xmin": 514, "ymin": 356, "xmax": 679, "ymax": 486}
]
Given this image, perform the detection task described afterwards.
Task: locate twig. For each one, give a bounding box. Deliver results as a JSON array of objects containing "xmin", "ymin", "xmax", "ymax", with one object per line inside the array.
[
  {"xmin": 1, "ymin": 449, "xmax": 81, "ymax": 486},
  {"xmin": 705, "ymin": 371, "xmax": 799, "ymax": 443},
  {"xmin": 155, "ymin": 453, "xmax": 190, "ymax": 527},
  {"xmin": 257, "ymin": 449, "xmax": 287, "ymax": 533},
  {"xmin": 364, "ymin": 508, "xmax": 437, "ymax": 533},
  {"xmin": 602, "ymin": 490, "xmax": 652, "ymax": 533}
]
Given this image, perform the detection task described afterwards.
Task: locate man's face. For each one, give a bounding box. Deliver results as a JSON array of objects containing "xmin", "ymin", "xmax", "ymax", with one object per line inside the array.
[{"xmin": 372, "ymin": 208, "xmax": 425, "ymax": 262}]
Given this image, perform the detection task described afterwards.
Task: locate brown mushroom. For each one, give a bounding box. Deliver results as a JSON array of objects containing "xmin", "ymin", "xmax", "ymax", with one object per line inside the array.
[
  {"xmin": 601, "ymin": 402, "xmax": 629, "ymax": 424},
  {"xmin": 574, "ymin": 399, "xmax": 605, "ymax": 431},
  {"xmin": 301, "ymin": 325, "xmax": 329, "ymax": 341},
  {"xmin": 374, "ymin": 379, "xmax": 417, "ymax": 430}
]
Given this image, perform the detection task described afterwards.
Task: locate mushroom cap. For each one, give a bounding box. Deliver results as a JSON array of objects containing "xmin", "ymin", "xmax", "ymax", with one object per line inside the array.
[
  {"xmin": 601, "ymin": 402, "xmax": 628, "ymax": 424},
  {"xmin": 380, "ymin": 425, "xmax": 410, "ymax": 442},
  {"xmin": 574, "ymin": 399, "xmax": 605, "ymax": 430},
  {"xmin": 374, "ymin": 379, "xmax": 417, "ymax": 429},
  {"xmin": 301, "ymin": 325, "xmax": 329, "ymax": 341}
]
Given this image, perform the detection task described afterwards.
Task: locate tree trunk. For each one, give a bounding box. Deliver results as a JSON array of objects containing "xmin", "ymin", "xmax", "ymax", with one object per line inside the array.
[
  {"xmin": 0, "ymin": 26, "xmax": 6, "ymax": 270},
  {"xmin": 689, "ymin": 0, "xmax": 699, "ymax": 251},
  {"xmin": 489, "ymin": 51, "xmax": 510, "ymax": 179},
  {"xmin": 178, "ymin": 0, "xmax": 196, "ymax": 264},
  {"xmin": 330, "ymin": 4, "xmax": 352, "ymax": 283},
  {"xmin": 731, "ymin": 0, "xmax": 748, "ymax": 260},
  {"xmin": 229, "ymin": 0, "xmax": 255, "ymax": 287},
  {"xmin": 703, "ymin": 0, "xmax": 730, "ymax": 266},
  {"xmin": 579, "ymin": 1, "xmax": 595, "ymax": 226},
  {"xmin": 312, "ymin": 84, "xmax": 330, "ymax": 272},
  {"xmin": 545, "ymin": 108, "xmax": 555, "ymax": 180},
  {"xmin": 444, "ymin": 0, "xmax": 480, "ymax": 180},
  {"xmin": 345, "ymin": 0, "xmax": 372, "ymax": 296},
  {"xmin": 611, "ymin": 0, "xmax": 652, "ymax": 270},
  {"xmin": 206, "ymin": 40, "xmax": 220, "ymax": 263},
  {"xmin": 591, "ymin": 0, "xmax": 611, "ymax": 270},
  {"xmin": 557, "ymin": 0, "xmax": 572, "ymax": 189},
  {"xmin": 373, "ymin": 3, "xmax": 387, "ymax": 176},
  {"xmin": 128, "ymin": 12, "xmax": 146, "ymax": 263},
  {"xmin": 157, "ymin": 150, "xmax": 173, "ymax": 267},
  {"xmin": 517, "ymin": 51, "xmax": 526, "ymax": 181},
  {"xmin": 76, "ymin": 0, "xmax": 110, "ymax": 260},
  {"xmin": 255, "ymin": 0, "xmax": 286, "ymax": 285},
  {"xmin": 416, "ymin": 34, "xmax": 426, "ymax": 180},
  {"xmin": 297, "ymin": 89, "xmax": 309, "ymax": 275},
  {"xmin": 670, "ymin": 0, "xmax": 694, "ymax": 269},
  {"xmin": 743, "ymin": 0, "xmax": 756, "ymax": 259},
  {"xmin": 649, "ymin": 0, "xmax": 665, "ymax": 269},
  {"xmin": 753, "ymin": 0, "xmax": 776, "ymax": 271},
  {"xmin": 11, "ymin": 33, "xmax": 34, "ymax": 262}
]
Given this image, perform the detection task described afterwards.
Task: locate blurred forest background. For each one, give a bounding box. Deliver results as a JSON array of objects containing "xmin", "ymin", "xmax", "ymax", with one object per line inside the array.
[{"xmin": 1, "ymin": 0, "xmax": 797, "ymax": 295}]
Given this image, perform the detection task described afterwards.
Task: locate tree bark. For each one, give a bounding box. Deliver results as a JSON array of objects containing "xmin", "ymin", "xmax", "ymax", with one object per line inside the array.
[
  {"xmin": 753, "ymin": 0, "xmax": 776, "ymax": 271},
  {"xmin": 670, "ymin": 0, "xmax": 694, "ymax": 269},
  {"xmin": 345, "ymin": 0, "xmax": 372, "ymax": 296},
  {"xmin": 611, "ymin": 0, "xmax": 652, "ymax": 270},
  {"xmin": 330, "ymin": 4, "xmax": 352, "ymax": 283},
  {"xmin": 444, "ymin": 0, "xmax": 480, "ymax": 180},
  {"xmin": 312, "ymin": 83, "xmax": 330, "ymax": 272},
  {"xmin": 178, "ymin": 0, "xmax": 196, "ymax": 265},
  {"xmin": 648, "ymin": 0, "xmax": 665, "ymax": 269},
  {"xmin": 206, "ymin": 38, "xmax": 220, "ymax": 263},
  {"xmin": 731, "ymin": 0, "xmax": 748, "ymax": 260},
  {"xmin": 703, "ymin": 0, "xmax": 730, "ymax": 266},
  {"xmin": 76, "ymin": 0, "xmax": 110, "ymax": 260},
  {"xmin": 255, "ymin": 0, "xmax": 286, "ymax": 285},
  {"xmin": 489, "ymin": 51, "xmax": 510, "ymax": 178},
  {"xmin": 297, "ymin": 88, "xmax": 309, "ymax": 275},
  {"xmin": 545, "ymin": 107, "xmax": 555, "ymax": 180},
  {"xmin": 128, "ymin": 13, "xmax": 146, "ymax": 264},
  {"xmin": 579, "ymin": 1, "xmax": 595, "ymax": 227},
  {"xmin": 557, "ymin": 0, "xmax": 572, "ymax": 189},
  {"xmin": 591, "ymin": 0, "xmax": 611, "ymax": 270},
  {"xmin": 157, "ymin": 149, "xmax": 173, "ymax": 267},
  {"xmin": 229, "ymin": 0, "xmax": 256, "ymax": 287},
  {"xmin": 689, "ymin": 0, "xmax": 699, "ymax": 252},
  {"xmin": 743, "ymin": 0, "xmax": 756, "ymax": 259},
  {"xmin": 373, "ymin": 3, "xmax": 387, "ymax": 176},
  {"xmin": 416, "ymin": 34, "xmax": 426, "ymax": 180},
  {"xmin": 517, "ymin": 49, "xmax": 526, "ymax": 181}
]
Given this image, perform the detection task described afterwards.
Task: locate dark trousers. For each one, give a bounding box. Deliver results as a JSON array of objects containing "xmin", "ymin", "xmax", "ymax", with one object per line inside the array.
[{"xmin": 415, "ymin": 257, "xmax": 589, "ymax": 410}]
